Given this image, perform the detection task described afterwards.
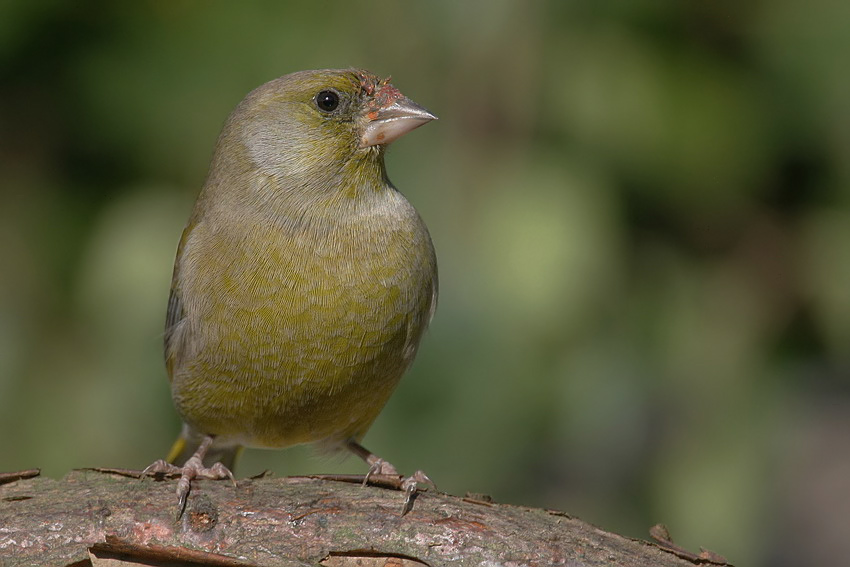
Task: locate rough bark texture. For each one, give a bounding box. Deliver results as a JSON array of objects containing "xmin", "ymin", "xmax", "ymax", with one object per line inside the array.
[{"xmin": 0, "ymin": 469, "xmax": 728, "ymax": 567}]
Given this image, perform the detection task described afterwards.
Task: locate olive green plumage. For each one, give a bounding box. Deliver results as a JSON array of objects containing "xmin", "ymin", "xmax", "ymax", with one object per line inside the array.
[{"xmin": 164, "ymin": 69, "xmax": 437, "ymax": 468}]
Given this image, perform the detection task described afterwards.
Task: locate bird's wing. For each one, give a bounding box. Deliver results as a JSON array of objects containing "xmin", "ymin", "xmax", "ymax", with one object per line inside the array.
[{"xmin": 164, "ymin": 222, "xmax": 195, "ymax": 380}]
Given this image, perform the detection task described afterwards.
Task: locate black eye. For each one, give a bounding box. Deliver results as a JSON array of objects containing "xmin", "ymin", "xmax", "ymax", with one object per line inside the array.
[{"xmin": 316, "ymin": 90, "xmax": 339, "ymax": 112}]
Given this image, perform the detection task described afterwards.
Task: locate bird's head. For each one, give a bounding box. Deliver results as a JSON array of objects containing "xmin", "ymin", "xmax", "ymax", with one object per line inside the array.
[{"xmin": 209, "ymin": 69, "xmax": 436, "ymax": 198}]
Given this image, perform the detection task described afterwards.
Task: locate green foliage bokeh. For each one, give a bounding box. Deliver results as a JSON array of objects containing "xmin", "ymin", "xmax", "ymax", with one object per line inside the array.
[{"xmin": 2, "ymin": 2, "xmax": 849, "ymax": 566}]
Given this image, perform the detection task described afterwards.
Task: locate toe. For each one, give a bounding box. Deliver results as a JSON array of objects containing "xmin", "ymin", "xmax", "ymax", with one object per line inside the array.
[
  {"xmin": 406, "ymin": 470, "xmax": 435, "ymax": 490},
  {"xmin": 142, "ymin": 459, "xmax": 182, "ymax": 478},
  {"xmin": 363, "ymin": 459, "xmax": 401, "ymax": 486}
]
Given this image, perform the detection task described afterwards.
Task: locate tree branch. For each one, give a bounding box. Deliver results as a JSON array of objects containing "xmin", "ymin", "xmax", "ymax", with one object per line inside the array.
[{"xmin": 0, "ymin": 469, "xmax": 729, "ymax": 567}]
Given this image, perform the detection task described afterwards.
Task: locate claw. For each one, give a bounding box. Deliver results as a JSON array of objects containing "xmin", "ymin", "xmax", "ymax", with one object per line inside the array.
[
  {"xmin": 399, "ymin": 470, "xmax": 434, "ymax": 515},
  {"xmin": 209, "ymin": 462, "xmax": 237, "ymax": 487},
  {"xmin": 176, "ymin": 485, "xmax": 190, "ymax": 520},
  {"xmin": 401, "ymin": 482, "xmax": 417, "ymax": 515}
]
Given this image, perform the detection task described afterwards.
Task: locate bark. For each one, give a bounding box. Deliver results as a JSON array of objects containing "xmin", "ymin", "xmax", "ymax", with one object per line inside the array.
[{"xmin": 0, "ymin": 469, "xmax": 729, "ymax": 567}]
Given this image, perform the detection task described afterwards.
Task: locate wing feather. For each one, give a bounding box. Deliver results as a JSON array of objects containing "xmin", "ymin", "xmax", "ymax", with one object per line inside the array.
[{"xmin": 163, "ymin": 223, "xmax": 195, "ymax": 379}]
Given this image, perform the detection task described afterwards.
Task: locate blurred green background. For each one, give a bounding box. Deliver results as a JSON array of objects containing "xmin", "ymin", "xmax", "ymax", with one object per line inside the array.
[{"xmin": 2, "ymin": 1, "xmax": 849, "ymax": 565}]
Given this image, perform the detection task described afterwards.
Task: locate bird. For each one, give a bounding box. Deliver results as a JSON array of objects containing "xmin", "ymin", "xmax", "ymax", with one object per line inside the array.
[{"xmin": 143, "ymin": 69, "xmax": 438, "ymax": 515}]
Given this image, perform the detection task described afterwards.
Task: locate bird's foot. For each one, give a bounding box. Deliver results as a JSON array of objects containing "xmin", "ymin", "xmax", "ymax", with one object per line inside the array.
[
  {"xmin": 346, "ymin": 439, "xmax": 434, "ymax": 514},
  {"xmin": 142, "ymin": 436, "xmax": 235, "ymax": 519},
  {"xmin": 362, "ymin": 459, "xmax": 434, "ymax": 514}
]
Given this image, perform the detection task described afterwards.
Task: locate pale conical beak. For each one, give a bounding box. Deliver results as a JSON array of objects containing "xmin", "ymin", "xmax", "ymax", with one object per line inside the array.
[{"xmin": 360, "ymin": 96, "xmax": 437, "ymax": 148}]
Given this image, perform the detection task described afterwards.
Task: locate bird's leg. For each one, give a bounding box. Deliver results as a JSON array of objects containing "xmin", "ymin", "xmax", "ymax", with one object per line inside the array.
[
  {"xmin": 345, "ymin": 439, "xmax": 434, "ymax": 514},
  {"xmin": 142, "ymin": 435, "xmax": 235, "ymax": 518}
]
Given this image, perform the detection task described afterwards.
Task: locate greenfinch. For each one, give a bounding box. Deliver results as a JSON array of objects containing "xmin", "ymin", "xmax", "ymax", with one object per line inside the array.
[{"xmin": 144, "ymin": 69, "xmax": 438, "ymax": 512}]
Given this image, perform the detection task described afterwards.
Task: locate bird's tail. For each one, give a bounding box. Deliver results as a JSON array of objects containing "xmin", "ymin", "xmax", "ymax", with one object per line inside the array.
[{"xmin": 166, "ymin": 427, "xmax": 242, "ymax": 470}]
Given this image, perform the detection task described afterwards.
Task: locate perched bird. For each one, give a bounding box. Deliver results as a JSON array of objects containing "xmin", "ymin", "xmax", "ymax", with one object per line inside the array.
[{"xmin": 144, "ymin": 69, "xmax": 438, "ymax": 513}]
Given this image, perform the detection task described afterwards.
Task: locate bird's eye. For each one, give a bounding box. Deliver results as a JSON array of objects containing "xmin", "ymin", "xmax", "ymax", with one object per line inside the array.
[{"xmin": 316, "ymin": 90, "xmax": 340, "ymax": 112}]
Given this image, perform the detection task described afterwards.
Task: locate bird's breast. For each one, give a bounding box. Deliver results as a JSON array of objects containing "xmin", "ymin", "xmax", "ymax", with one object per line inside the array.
[{"xmin": 171, "ymin": 197, "xmax": 436, "ymax": 447}]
